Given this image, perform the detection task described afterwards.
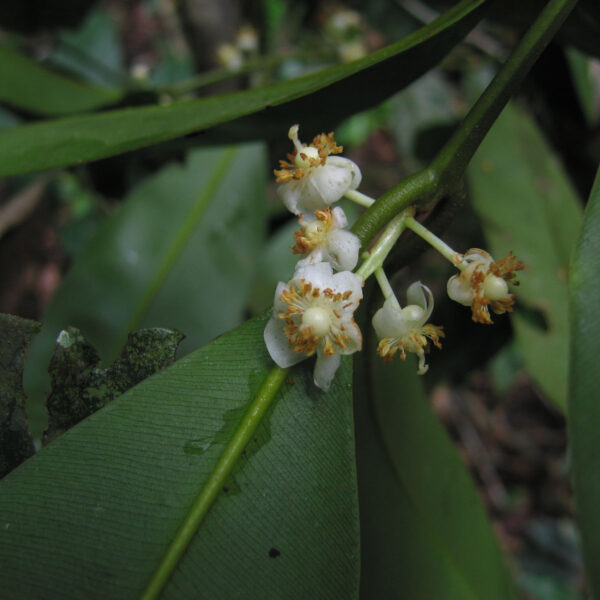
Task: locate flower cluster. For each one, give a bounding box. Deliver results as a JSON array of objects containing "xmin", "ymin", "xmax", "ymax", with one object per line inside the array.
[
  {"xmin": 265, "ymin": 125, "xmax": 363, "ymax": 390},
  {"xmin": 264, "ymin": 124, "xmax": 524, "ymax": 392},
  {"xmin": 216, "ymin": 25, "xmax": 259, "ymax": 71}
]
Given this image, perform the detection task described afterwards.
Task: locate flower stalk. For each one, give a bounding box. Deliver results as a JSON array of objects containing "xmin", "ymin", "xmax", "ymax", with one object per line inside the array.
[
  {"xmin": 403, "ymin": 216, "xmax": 463, "ymax": 267},
  {"xmin": 344, "ymin": 189, "xmax": 376, "ymax": 207},
  {"xmin": 355, "ymin": 210, "xmax": 409, "ymax": 280}
]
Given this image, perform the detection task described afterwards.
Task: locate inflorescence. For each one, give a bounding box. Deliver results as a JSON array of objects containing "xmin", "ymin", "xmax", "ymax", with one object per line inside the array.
[{"xmin": 264, "ymin": 125, "xmax": 524, "ymax": 390}]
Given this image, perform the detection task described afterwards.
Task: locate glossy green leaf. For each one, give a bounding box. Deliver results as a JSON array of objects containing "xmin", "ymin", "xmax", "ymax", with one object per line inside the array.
[
  {"xmin": 467, "ymin": 103, "xmax": 582, "ymax": 410},
  {"xmin": 0, "ymin": 0, "xmax": 488, "ymax": 177},
  {"xmin": 0, "ymin": 44, "xmax": 124, "ymax": 116},
  {"xmin": 0, "ymin": 314, "xmax": 359, "ymax": 599},
  {"xmin": 569, "ymin": 165, "xmax": 600, "ymax": 596},
  {"xmin": 25, "ymin": 144, "xmax": 266, "ymax": 434},
  {"xmin": 0, "ymin": 314, "xmax": 38, "ymax": 478},
  {"xmin": 354, "ymin": 329, "xmax": 517, "ymax": 599},
  {"xmin": 44, "ymin": 326, "xmax": 183, "ymax": 445}
]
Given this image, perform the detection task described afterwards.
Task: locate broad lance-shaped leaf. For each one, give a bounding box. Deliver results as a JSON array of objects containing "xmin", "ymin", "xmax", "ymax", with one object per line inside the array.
[
  {"xmin": 0, "ymin": 0, "xmax": 488, "ymax": 177},
  {"xmin": 0, "ymin": 314, "xmax": 359, "ymax": 598},
  {"xmin": 24, "ymin": 143, "xmax": 266, "ymax": 437},
  {"xmin": 0, "ymin": 44, "xmax": 124, "ymax": 116},
  {"xmin": 467, "ymin": 103, "xmax": 582, "ymax": 411},
  {"xmin": 44, "ymin": 326, "xmax": 183, "ymax": 445},
  {"xmin": 0, "ymin": 314, "xmax": 38, "ymax": 478},
  {"xmin": 354, "ymin": 317, "xmax": 517, "ymax": 599},
  {"xmin": 569, "ymin": 165, "xmax": 600, "ymax": 597}
]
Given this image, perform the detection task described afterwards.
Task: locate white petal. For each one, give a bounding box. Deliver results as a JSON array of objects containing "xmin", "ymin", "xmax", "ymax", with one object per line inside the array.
[
  {"xmin": 313, "ymin": 352, "xmax": 341, "ymax": 391},
  {"xmin": 294, "ymin": 262, "xmax": 335, "ymax": 290},
  {"xmin": 400, "ymin": 305, "xmax": 426, "ymax": 327},
  {"xmin": 324, "ymin": 230, "xmax": 360, "ymax": 271},
  {"xmin": 272, "ymin": 281, "xmax": 289, "ymax": 313},
  {"xmin": 372, "ymin": 296, "xmax": 409, "ymax": 339},
  {"xmin": 462, "ymin": 248, "xmax": 493, "ymax": 267},
  {"xmin": 278, "ymin": 179, "xmax": 329, "ymax": 216},
  {"xmin": 330, "ymin": 206, "xmax": 349, "ymax": 229},
  {"xmin": 309, "ymin": 163, "xmax": 354, "ymax": 204},
  {"xmin": 295, "ymin": 249, "xmax": 324, "ymax": 270},
  {"xmin": 277, "ymin": 181, "xmax": 302, "ymax": 215},
  {"xmin": 338, "ymin": 321, "xmax": 362, "ymax": 355},
  {"xmin": 326, "ymin": 156, "xmax": 362, "ymax": 190},
  {"xmin": 447, "ymin": 274, "xmax": 474, "ymax": 306},
  {"xmin": 264, "ymin": 316, "xmax": 306, "ymax": 368},
  {"xmin": 293, "ymin": 261, "xmax": 334, "ymax": 288},
  {"xmin": 406, "ymin": 281, "xmax": 434, "ymax": 321},
  {"xmin": 331, "ymin": 270, "xmax": 363, "ymax": 299}
]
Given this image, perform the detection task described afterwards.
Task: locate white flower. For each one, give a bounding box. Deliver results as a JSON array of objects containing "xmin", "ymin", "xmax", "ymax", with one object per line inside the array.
[
  {"xmin": 236, "ymin": 25, "xmax": 259, "ymax": 53},
  {"xmin": 372, "ymin": 281, "xmax": 444, "ymax": 375},
  {"xmin": 264, "ymin": 262, "xmax": 363, "ymax": 391},
  {"xmin": 215, "ymin": 43, "xmax": 243, "ymax": 71},
  {"xmin": 292, "ymin": 207, "xmax": 360, "ymax": 272},
  {"xmin": 274, "ymin": 125, "xmax": 362, "ymax": 217},
  {"xmin": 447, "ymin": 248, "xmax": 524, "ymax": 324}
]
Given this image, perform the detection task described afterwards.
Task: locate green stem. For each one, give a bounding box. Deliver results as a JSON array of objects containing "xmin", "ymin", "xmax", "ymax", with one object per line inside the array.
[
  {"xmin": 344, "ymin": 189, "xmax": 375, "ymax": 207},
  {"xmin": 355, "ymin": 210, "xmax": 408, "ymax": 280},
  {"xmin": 431, "ymin": 0, "xmax": 578, "ymax": 187},
  {"xmin": 141, "ymin": 365, "xmax": 289, "ymax": 600},
  {"xmin": 351, "ymin": 167, "xmax": 436, "ymax": 249},
  {"xmin": 403, "ymin": 216, "xmax": 463, "ymax": 267},
  {"xmin": 352, "ymin": 0, "xmax": 578, "ymax": 250},
  {"xmin": 374, "ymin": 267, "xmax": 401, "ymax": 310}
]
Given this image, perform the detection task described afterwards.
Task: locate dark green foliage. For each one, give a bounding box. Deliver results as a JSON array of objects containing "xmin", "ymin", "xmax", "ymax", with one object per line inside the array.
[
  {"xmin": 0, "ymin": 314, "xmax": 38, "ymax": 478},
  {"xmin": 0, "ymin": 315, "xmax": 359, "ymax": 599},
  {"xmin": 0, "ymin": 0, "xmax": 488, "ymax": 177},
  {"xmin": 569, "ymin": 167, "xmax": 600, "ymax": 597},
  {"xmin": 43, "ymin": 327, "xmax": 183, "ymax": 445}
]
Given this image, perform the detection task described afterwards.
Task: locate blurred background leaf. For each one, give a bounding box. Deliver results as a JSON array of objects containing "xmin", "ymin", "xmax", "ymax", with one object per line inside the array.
[
  {"xmin": 354, "ymin": 317, "xmax": 517, "ymax": 599},
  {"xmin": 0, "ymin": 44, "xmax": 124, "ymax": 116},
  {"xmin": 0, "ymin": 0, "xmax": 488, "ymax": 177},
  {"xmin": 0, "ymin": 313, "xmax": 38, "ymax": 478},
  {"xmin": 565, "ymin": 47, "xmax": 600, "ymax": 127},
  {"xmin": 24, "ymin": 143, "xmax": 267, "ymax": 438},
  {"xmin": 467, "ymin": 103, "xmax": 583, "ymax": 411},
  {"xmin": 48, "ymin": 9, "xmax": 128, "ymax": 88},
  {"xmin": 569, "ymin": 166, "xmax": 600, "ymax": 598},
  {"xmin": 0, "ymin": 314, "xmax": 360, "ymax": 599}
]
